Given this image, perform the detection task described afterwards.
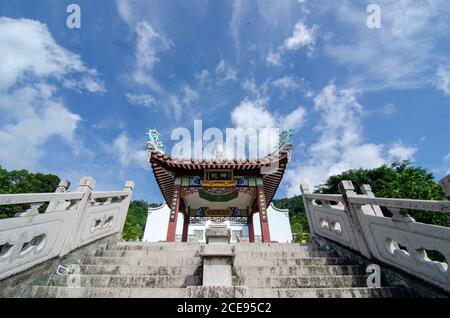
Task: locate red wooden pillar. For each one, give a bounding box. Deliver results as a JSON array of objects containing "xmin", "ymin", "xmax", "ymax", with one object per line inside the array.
[
  {"xmin": 247, "ymin": 214, "xmax": 255, "ymax": 243},
  {"xmin": 166, "ymin": 184, "xmax": 181, "ymax": 242},
  {"xmin": 181, "ymin": 213, "xmax": 190, "ymax": 243},
  {"xmin": 256, "ymin": 183, "xmax": 271, "ymax": 243}
]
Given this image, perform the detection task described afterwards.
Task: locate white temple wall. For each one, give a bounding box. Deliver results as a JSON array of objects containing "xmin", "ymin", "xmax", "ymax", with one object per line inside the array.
[
  {"xmin": 142, "ymin": 202, "xmax": 293, "ymax": 243},
  {"xmin": 143, "ymin": 204, "xmax": 170, "ymax": 242},
  {"xmin": 266, "ymin": 203, "xmax": 293, "ymax": 243}
]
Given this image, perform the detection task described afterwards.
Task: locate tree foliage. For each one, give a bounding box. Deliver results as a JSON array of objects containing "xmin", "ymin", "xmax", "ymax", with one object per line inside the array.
[
  {"xmin": 273, "ymin": 161, "xmax": 449, "ymax": 235},
  {"xmin": 273, "ymin": 195, "xmax": 309, "ymax": 234},
  {"xmin": 122, "ymin": 200, "xmax": 160, "ymax": 241},
  {"xmin": 0, "ymin": 166, "xmax": 60, "ymax": 218},
  {"xmin": 317, "ymin": 161, "xmax": 449, "ymax": 226}
]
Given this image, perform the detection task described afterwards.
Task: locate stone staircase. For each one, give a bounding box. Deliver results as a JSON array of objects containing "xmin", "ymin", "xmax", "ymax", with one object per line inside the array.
[{"xmin": 26, "ymin": 241, "xmax": 408, "ymax": 298}]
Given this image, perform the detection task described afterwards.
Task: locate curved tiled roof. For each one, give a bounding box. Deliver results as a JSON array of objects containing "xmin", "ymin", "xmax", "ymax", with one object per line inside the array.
[{"xmin": 149, "ymin": 150, "xmax": 290, "ymax": 208}]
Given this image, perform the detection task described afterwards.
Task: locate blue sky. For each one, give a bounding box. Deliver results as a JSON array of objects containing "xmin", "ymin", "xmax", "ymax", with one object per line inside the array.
[{"xmin": 0, "ymin": 0, "xmax": 449, "ymax": 203}]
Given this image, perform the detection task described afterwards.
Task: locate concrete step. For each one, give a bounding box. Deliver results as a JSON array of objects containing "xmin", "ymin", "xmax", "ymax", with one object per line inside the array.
[
  {"xmin": 96, "ymin": 250, "xmax": 200, "ymax": 258},
  {"xmin": 29, "ymin": 286, "xmax": 186, "ymax": 298},
  {"xmin": 233, "ymin": 275, "xmax": 368, "ymax": 288},
  {"xmin": 249, "ymin": 287, "xmax": 407, "ymax": 298},
  {"xmin": 234, "ymin": 265, "xmax": 365, "ymax": 277},
  {"xmin": 231, "ymin": 244, "xmax": 322, "ymax": 253},
  {"xmin": 78, "ymin": 265, "xmax": 201, "ymax": 276},
  {"xmin": 97, "ymin": 249, "xmax": 336, "ymax": 259},
  {"xmin": 112, "ymin": 242, "xmax": 317, "ymax": 252},
  {"xmin": 84, "ymin": 256, "xmax": 202, "ymax": 266},
  {"xmin": 233, "ymin": 257, "xmax": 349, "ymax": 267},
  {"xmin": 114, "ymin": 242, "xmax": 202, "ymax": 250},
  {"xmin": 50, "ymin": 274, "xmax": 201, "ymax": 288},
  {"xmin": 240, "ymin": 251, "xmax": 338, "ymax": 258},
  {"xmin": 107, "ymin": 243, "xmax": 323, "ymax": 253}
]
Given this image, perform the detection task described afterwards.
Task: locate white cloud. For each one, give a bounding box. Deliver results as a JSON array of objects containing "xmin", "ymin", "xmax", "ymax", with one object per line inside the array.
[
  {"xmin": 181, "ymin": 84, "xmax": 199, "ymax": 106},
  {"xmin": 0, "ymin": 17, "xmax": 104, "ymax": 92},
  {"xmin": 444, "ymin": 153, "xmax": 450, "ymax": 162},
  {"xmin": 0, "ymin": 18, "xmax": 102, "ymax": 170},
  {"xmin": 231, "ymin": 98, "xmax": 276, "ymax": 129},
  {"xmin": 381, "ymin": 103, "xmax": 397, "ymax": 116},
  {"xmin": 283, "ymin": 21, "xmax": 317, "ymax": 54},
  {"xmin": 169, "ymin": 95, "xmax": 183, "ymax": 122},
  {"xmin": 272, "ymin": 75, "xmax": 311, "ymax": 98},
  {"xmin": 126, "ymin": 93, "xmax": 157, "ymax": 108},
  {"xmin": 215, "ymin": 59, "xmax": 238, "ymax": 82},
  {"xmin": 241, "ymin": 77, "xmax": 269, "ymax": 99},
  {"xmin": 266, "ymin": 51, "xmax": 282, "ymax": 67},
  {"xmin": 116, "ymin": 1, "xmax": 173, "ymax": 93},
  {"xmin": 230, "ymin": 99, "xmax": 307, "ymax": 131},
  {"xmin": 324, "ymin": 1, "xmax": 450, "ymax": 91},
  {"xmin": 283, "ymin": 107, "xmax": 307, "ymax": 131},
  {"xmin": 283, "ymin": 84, "xmax": 418, "ymax": 197},
  {"xmin": 131, "ymin": 21, "xmax": 173, "ymax": 93},
  {"xmin": 92, "ymin": 118, "xmax": 125, "ymax": 131},
  {"xmin": 0, "ymin": 84, "xmax": 84, "ymax": 170},
  {"xmin": 437, "ymin": 66, "xmax": 450, "ymax": 95},
  {"xmin": 195, "ymin": 69, "xmax": 211, "ymax": 86},
  {"xmin": 113, "ymin": 132, "xmax": 148, "ymax": 170},
  {"xmin": 272, "ymin": 76, "xmax": 300, "ymax": 91},
  {"xmin": 230, "ymin": 98, "xmax": 307, "ymax": 159},
  {"xmin": 266, "ymin": 20, "xmax": 317, "ymax": 68},
  {"xmin": 387, "ymin": 141, "xmax": 417, "ymax": 162}
]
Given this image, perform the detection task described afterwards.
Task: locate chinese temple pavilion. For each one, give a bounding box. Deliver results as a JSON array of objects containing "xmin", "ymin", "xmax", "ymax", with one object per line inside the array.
[{"xmin": 143, "ymin": 130, "xmax": 293, "ymax": 243}]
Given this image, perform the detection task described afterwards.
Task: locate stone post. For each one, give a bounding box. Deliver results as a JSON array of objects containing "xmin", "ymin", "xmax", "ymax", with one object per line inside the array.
[
  {"xmin": 46, "ymin": 180, "xmax": 71, "ymax": 213},
  {"xmin": 338, "ymin": 181, "xmax": 372, "ymax": 259},
  {"xmin": 59, "ymin": 177, "xmax": 96, "ymax": 257},
  {"xmin": 300, "ymin": 184, "xmax": 316, "ymax": 238},
  {"xmin": 360, "ymin": 184, "xmax": 384, "ymax": 217},
  {"xmin": 117, "ymin": 181, "xmax": 134, "ymax": 235},
  {"xmin": 439, "ymin": 174, "xmax": 450, "ymax": 196}
]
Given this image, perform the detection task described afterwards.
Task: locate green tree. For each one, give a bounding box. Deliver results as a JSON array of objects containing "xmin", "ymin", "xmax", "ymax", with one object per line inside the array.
[
  {"xmin": 273, "ymin": 195, "xmax": 310, "ymax": 234},
  {"xmin": 122, "ymin": 200, "xmax": 160, "ymax": 241},
  {"xmin": 272, "ymin": 161, "xmax": 449, "ymax": 236},
  {"xmin": 0, "ymin": 166, "xmax": 60, "ymax": 219},
  {"xmin": 317, "ymin": 161, "xmax": 449, "ymax": 226}
]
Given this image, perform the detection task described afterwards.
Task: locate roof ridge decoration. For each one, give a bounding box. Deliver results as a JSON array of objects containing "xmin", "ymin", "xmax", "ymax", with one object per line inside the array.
[{"xmin": 146, "ymin": 129, "xmax": 166, "ymax": 154}]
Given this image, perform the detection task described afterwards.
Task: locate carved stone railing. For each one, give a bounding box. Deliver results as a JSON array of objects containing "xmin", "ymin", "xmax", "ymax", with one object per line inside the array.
[
  {"xmin": 301, "ymin": 176, "xmax": 450, "ymax": 292},
  {"xmin": 0, "ymin": 177, "xmax": 134, "ymax": 281}
]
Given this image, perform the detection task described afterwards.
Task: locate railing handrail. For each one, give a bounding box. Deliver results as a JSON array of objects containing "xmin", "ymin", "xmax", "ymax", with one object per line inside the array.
[
  {"xmin": 347, "ymin": 195, "xmax": 450, "ymax": 213},
  {"xmin": 90, "ymin": 191, "xmax": 130, "ymax": 199},
  {"xmin": 0, "ymin": 192, "xmax": 84, "ymax": 206},
  {"xmin": 304, "ymin": 193, "xmax": 344, "ymax": 201}
]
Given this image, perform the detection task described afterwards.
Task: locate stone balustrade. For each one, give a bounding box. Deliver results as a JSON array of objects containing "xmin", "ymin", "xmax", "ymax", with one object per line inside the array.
[
  {"xmin": 301, "ymin": 177, "xmax": 450, "ymax": 293},
  {"xmin": 0, "ymin": 177, "xmax": 134, "ymax": 281}
]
